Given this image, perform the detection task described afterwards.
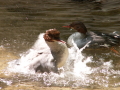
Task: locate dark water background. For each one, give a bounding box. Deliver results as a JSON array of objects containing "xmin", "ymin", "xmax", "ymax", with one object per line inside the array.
[
  {"xmin": 0, "ymin": 0, "xmax": 120, "ymax": 89},
  {"xmin": 0, "ymin": 0, "xmax": 120, "ymax": 54}
]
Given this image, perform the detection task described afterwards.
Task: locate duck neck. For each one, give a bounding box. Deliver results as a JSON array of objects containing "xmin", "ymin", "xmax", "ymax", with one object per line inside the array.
[
  {"xmin": 76, "ymin": 32, "xmax": 86, "ymax": 39},
  {"xmin": 45, "ymin": 41, "xmax": 68, "ymax": 68},
  {"xmin": 77, "ymin": 28, "xmax": 87, "ymax": 35},
  {"xmin": 46, "ymin": 41, "xmax": 61, "ymax": 52}
]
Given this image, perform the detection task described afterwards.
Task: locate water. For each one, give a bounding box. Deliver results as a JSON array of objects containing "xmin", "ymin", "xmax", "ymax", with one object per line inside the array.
[{"xmin": 0, "ymin": 0, "xmax": 120, "ymax": 89}]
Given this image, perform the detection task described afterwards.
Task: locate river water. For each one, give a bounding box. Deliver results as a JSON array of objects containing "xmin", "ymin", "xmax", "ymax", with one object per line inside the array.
[{"xmin": 0, "ymin": 0, "xmax": 120, "ymax": 90}]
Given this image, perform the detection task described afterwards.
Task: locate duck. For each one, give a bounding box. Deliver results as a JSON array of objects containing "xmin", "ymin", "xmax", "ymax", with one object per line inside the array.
[
  {"xmin": 63, "ymin": 21, "xmax": 120, "ymax": 49},
  {"xmin": 15, "ymin": 29, "xmax": 69, "ymax": 73}
]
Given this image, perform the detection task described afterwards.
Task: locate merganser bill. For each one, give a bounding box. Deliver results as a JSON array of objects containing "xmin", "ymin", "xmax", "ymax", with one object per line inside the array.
[
  {"xmin": 15, "ymin": 29, "xmax": 69, "ymax": 73},
  {"xmin": 63, "ymin": 21, "xmax": 120, "ymax": 49}
]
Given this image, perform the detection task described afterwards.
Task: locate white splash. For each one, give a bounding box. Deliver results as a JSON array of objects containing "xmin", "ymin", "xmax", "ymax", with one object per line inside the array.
[
  {"xmin": 68, "ymin": 40, "xmax": 92, "ymax": 77},
  {"xmin": 0, "ymin": 78, "xmax": 12, "ymax": 86},
  {"xmin": 6, "ymin": 38, "xmax": 117, "ymax": 88}
]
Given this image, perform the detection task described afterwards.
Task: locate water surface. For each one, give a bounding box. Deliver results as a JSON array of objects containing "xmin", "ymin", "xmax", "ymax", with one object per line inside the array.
[{"xmin": 0, "ymin": 0, "xmax": 120, "ymax": 90}]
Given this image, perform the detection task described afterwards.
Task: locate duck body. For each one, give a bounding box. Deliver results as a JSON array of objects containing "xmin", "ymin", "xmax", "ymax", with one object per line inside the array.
[
  {"xmin": 68, "ymin": 31, "xmax": 120, "ymax": 49},
  {"xmin": 15, "ymin": 29, "xmax": 69, "ymax": 73},
  {"xmin": 64, "ymin": 21, "xmax": 120, "ymax": 49},
  {"xmin": 67, "ymin": 32, "xmax": 91, "ymax": 48}
]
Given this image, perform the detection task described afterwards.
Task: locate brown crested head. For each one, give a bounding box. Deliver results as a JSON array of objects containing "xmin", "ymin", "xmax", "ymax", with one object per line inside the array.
[
  {"xmin": 63, "ymin": 21, "xmax": 87, "ymax": 34},
  {"xmin": 44, "ymin": 29, "xmax": 60, "ymax": 42}
]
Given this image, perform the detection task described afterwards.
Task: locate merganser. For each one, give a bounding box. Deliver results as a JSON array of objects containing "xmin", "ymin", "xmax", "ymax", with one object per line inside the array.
[
  {"xmin": 15, "ymin": 29, "xmax": 69, "ymax": 73},
  {"xmin": 63, "ymin": 21, "xmax": 120, "ymax": 49}
]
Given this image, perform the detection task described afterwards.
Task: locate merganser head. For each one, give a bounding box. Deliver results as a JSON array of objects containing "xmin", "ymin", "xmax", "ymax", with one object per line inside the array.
[
  {"xmin": 63, "ymin": 21, "xmax": 87, "ymax": 34},
  {"xmin": 44, "ymin": 29, "xmax": 65, "ymax": 43}
]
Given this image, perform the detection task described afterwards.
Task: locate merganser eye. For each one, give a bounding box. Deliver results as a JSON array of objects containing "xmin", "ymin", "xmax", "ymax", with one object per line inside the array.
[{"xmin": 75, "ymin": 26, "xmax": 80, "ymax": 29}]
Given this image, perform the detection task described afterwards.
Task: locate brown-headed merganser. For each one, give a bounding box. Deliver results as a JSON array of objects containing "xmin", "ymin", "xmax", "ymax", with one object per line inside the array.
[
  {"xmin": 16, "ymin": 29, "xmax": 69, "ymax": 73},
  {"xmin": 63, "ymin": 21, "xmax": 120, "ymax": 49}
]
